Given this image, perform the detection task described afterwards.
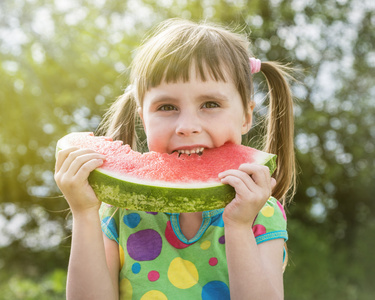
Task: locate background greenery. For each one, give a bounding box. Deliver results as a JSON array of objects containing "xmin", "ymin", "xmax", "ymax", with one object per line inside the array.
[{"xmin": 1, "ymin": 0, "xmax": 374, "ymax": 299}]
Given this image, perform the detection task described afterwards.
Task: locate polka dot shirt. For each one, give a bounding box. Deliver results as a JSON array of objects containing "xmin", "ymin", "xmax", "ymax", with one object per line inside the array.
[{"xmin": 99, "ymin": 197, "xmax": 287, "ymax": 300}]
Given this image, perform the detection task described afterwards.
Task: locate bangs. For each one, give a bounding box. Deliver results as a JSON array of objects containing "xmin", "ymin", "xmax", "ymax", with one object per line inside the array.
[
  {"xmin": 149, "ymin": 41, "xmax": 232, "ymax": 86},
  {"xmin": 131, "ymin": 20, "xmax": 252, "ymax": 105}
]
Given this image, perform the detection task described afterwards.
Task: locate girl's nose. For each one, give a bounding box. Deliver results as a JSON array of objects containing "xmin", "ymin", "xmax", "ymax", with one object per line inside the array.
[{"xmin": 175, "ymin": 113, "xmax": 202, "ymax": 136}]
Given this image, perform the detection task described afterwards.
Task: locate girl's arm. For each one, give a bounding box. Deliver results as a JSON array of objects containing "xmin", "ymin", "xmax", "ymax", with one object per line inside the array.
[
  {"xmin": 55, "ymin": 147, "xmax": 119, "ymax": 300},
  {"xmin": 104, "ymin": 233, "xmax": 121, "ymax": 295},
  {"xmin": 219, "ymin": 164, "xmax": 284, "ymax": 300},
  {"xmin": 67, "ymin": 210, "xmax": 119, "ymax": 300},
  {"xmin": 224, "ymin": 226, "xmax": 284, "ymax": 299}
]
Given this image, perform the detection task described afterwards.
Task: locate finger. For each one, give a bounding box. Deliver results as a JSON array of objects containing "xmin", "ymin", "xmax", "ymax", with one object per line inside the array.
[
  {"xmin": 73, "ymin": 158, "xmax": 104, "ymax": 182},
  {"xmin": 55, "ymin": 147, "xmax": 79, "ymax": 173},
  {"xmin": 219, "ymin": 169, "xmax": 258, "ymax": 192},
  {"xmin": 65, "ymin": 151, "xmax": 106, "ymax": 177},
  {"xmin": 271, "ymin": 177, "xmax": 277, "ymax": 190},
  {"xmin": 238, "ymin": 164, "xmax": 271, "ymax": 190},
  {"xmin": 58, "ymin": 148, "xmax": 105, "ymax": 176},
  {"xmin": 220, "ymin": 174, "xmax": 253, "ymax": 200}
]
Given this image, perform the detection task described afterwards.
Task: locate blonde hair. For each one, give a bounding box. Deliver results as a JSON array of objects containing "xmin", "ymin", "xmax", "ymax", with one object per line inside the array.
[{"xmin": 97, "ymin": 18, "xmax": 296, "ymax": 205}]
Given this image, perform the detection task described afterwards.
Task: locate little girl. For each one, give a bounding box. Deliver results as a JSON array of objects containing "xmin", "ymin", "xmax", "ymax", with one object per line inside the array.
[{"xmin": 55, "ymin": 19, "xmax": 296, "ymax": 300}]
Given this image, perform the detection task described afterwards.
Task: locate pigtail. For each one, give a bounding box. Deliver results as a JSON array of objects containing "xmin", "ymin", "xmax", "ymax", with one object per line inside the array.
[
  {"xmin": 95, "ymin": 87, "xmax": 140, "ymax": 150},
  {"xmin": 260, "ymin": 62, "xmax": 296, "ymax": 205}
]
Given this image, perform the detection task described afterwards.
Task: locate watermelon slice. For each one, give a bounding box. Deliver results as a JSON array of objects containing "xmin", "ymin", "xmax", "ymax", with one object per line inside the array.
[{"xmin": 56, "ymin": 132, "xmax": 276, "ymax": 212}]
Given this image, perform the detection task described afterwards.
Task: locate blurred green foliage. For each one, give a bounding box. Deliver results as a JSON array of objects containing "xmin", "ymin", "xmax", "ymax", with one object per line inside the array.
[
  {"xmin": 0, "ymin": 269, "xmax": 66, "ymax": 300},
  {"xmin": 0, "ymin": 0, "xmax": 374, "ymax": 299}
]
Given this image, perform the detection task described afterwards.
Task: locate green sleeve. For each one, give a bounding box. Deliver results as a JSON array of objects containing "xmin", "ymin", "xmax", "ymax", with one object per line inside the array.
[{"xmin": 252, "ymin": 197, "xmax": 288, "ymax": 244}]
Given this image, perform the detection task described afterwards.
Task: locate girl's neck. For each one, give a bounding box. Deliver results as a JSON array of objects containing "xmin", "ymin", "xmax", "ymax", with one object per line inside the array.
[{"xmin": 179, "ymin": 212, "xmax": 203, "ymax": 240}]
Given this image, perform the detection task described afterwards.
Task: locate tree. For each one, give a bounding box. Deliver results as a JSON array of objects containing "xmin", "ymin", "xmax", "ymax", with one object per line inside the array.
[{"xmin": 1, "ymin": 0, "xmax": 374, "ymax": 298}]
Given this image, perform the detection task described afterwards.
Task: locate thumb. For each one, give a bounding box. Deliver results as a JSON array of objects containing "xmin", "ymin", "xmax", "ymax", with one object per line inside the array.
[{"xmin": 271, "ymin": 177, "xmax": 277, "ymax": 190}]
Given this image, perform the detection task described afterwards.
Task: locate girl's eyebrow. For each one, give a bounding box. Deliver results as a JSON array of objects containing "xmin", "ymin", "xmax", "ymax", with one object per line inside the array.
[
  {"xmin": 149, "ymin": 95, "xmax": 178, "ymax": 105},
  {"xmin": 197, "ymin": 93, "xmax": 229, "ymax": 102},
  {"xmin": 149, "ymin": 92, "xmax": 230, "ymax": 105}
]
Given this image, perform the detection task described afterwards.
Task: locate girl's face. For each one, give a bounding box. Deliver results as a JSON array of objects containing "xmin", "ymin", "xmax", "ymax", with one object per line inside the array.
[{"xmin": 138, "ymin": 68, "xmax": 253, "ymax": 154}]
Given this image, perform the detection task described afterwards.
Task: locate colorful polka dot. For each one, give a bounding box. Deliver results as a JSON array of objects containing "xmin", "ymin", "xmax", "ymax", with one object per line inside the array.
[
  {"xmin": 219, "ymin": 235, "xmax": 225, "ymax": 244},
  {"xmin": 132, "ymin": 262, "xmax": 141, "ymax": 274},
  {"xmin": 252, "ymin": 224, "xmax": 266, "ymax": 237},
  {"xmin": 200, "ymin": 240, "xmax": 211, "ymax": 250},
  {"xmin": 165, "ymin": 221, "xmax": 191, "ymax": 249},
  {"xmin": 119, "ymin": 244, "xmax": 125, "ymax": 268},
  {"xmin": 209, "ymin": 257, "xmax": 218, "ymax": 266},
  {"xmin": 261, "ymin": 205, "xmax": 275, "ymax": 217},
  {"xmin": 148, "ymin": 270, "xmax": 160, "ymax": 282},
  {"xmin": 120, "ymin": 278, "xmax": 132, "ymax": 300},
  {"xmin": 140, "ymin": 290, "xmax": 167, "ymax": 300},
  {"xmin": 201, "ymin": 281, "xmax": 230, "ymax": 300},
  {"xmin": 123, "ymin": 213, "xmax": 141, "ymax": 228},
  {"xmin": 127, "ymin": 229, "xmax": 162, "ymax": 261},
  {"xmin": 168, "ymin": 257, "xmax": 199, "ymax": 289}
]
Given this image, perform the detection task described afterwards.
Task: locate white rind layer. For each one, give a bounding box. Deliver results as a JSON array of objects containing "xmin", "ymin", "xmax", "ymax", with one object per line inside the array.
[{"xmin": 96, "ymin": 168, "xmax": 223, "ymax": 189}]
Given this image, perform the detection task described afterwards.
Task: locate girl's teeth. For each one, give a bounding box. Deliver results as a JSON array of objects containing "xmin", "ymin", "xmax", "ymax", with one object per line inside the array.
[{"xmin": 177, "ymin": 148, "xmax": 204, "ymax": 155}]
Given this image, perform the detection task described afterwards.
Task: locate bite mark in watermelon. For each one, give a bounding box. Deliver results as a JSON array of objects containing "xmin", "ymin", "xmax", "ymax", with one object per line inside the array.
[{"xmin": 56, "ymin": 132, "xmax": 277, "ymax": 212}]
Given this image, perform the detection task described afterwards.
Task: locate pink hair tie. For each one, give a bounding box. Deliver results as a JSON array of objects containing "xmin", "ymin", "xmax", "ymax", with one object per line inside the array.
[{"xmin": 249, "ymin": 57, "xmax": 261, "ymax": 74}]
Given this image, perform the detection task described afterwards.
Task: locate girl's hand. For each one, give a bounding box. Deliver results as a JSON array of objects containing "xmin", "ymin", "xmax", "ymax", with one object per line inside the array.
[
  {"xmin": 219, "ymin": 163, "xmax": 276, "ymax": 228},
  {"xmin": 54, "ymin": 147, "xmax": 106, "ymax": 215}
]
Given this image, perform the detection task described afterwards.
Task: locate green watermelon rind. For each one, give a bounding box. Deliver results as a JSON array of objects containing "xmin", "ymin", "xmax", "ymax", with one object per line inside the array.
[{"xmin": 87, "ymin": 154, "xmax": 277, "ymax": 213}]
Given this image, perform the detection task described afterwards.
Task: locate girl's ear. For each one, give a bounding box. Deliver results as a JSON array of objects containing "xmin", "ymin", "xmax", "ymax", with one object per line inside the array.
[
  {"xmin": 241, "ymin": 102, "xmax": 255, "ymax": 135},
  {"xmin": 137, "ymin": 107, "xmax": 146, "ymax": 133}
]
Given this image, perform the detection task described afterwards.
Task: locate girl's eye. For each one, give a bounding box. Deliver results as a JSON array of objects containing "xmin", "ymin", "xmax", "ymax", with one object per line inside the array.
[
  {"xmin": 202, "ymin": 101, "xmax": 220, "ymax": 109},
  {"xmin": 158, "ymin": 104, "xmax": 176, "ymax": 111}
]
